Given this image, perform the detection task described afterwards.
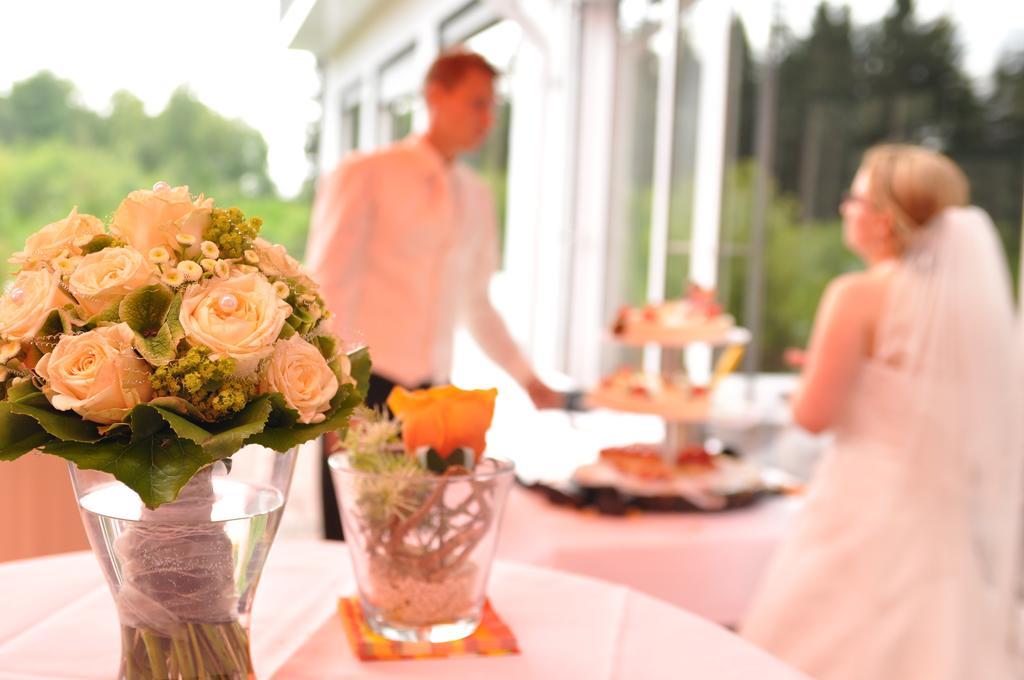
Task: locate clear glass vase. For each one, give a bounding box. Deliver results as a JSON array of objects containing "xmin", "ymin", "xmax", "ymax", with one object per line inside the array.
[
  {"xmin": 68, "ymin": 444, "xmax": 297, "ymax": 680},
  {"xmin": 329, "ymin": 452, "xmax": 514, "ymax": 643}
]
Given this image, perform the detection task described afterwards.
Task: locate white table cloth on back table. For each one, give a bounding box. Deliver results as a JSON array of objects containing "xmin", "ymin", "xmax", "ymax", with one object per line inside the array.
[
  {"xmin": 497, "ymin": 485, "xmax": 803, "ymax": 625},
  {"xmin": 0, "ymin": 540, "xmax": 808, "ymax": 679}
]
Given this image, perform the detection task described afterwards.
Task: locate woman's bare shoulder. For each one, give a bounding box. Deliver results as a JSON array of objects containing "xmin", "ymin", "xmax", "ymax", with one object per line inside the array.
[{"xmin": 825, "ymin": 268, "xmax": 892, "ymax": 315}]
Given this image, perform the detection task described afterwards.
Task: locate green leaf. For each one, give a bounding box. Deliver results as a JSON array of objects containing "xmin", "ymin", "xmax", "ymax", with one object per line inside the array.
[
  {"xmin": 277, "ymin": 323, "xmax": 296, "ymax": 340},
  {"xmin": 40, "ymin": 307, "xmax": 74, "ymax": 335},
  {"xmin": 419, "ymin": 447, "xmax": 474, "ymax": 474},
  {"xmin": 347, "ymin": 347, "xmax": 372, "ymax": 401},
  {"xmin": 242, "ymin": 394, "xmax": 300, "ymax": 450},
  {"xmin": 425, "ymin": 448, "xmax": 446, "ymax": 473},
  {"xmin": 129, "ymin": 403, "xmax": 172, "ymax": 442},
  {"xmin": 262, "ymin": 392, "xmax": 301, "ymax": 429},
  {"xmin": 245, "ymin": 382, "xmax": 363, "ymax": 452},
  {"xmin": 285, "ymin": 314, "xmax": 309, "ymax": 334},
  {"xmin": 119, "ymin": 284, "xmax": 173, "ymax": 334},
  {"xmin": 165, "ymin": 292, "xmax": 185, "ymax": 346},
  {"xmin": 145, "ymin": 396, "xmax": 273, "ymax": 461},
  {"xmin": 80, "ymin": 234, "xmax": 122, "ymax": 255},
  {"xmin": 142, "ymin": 404, "xmax": 211, "ymax": 445},
  {"xmin": 147, "ymin": 395, "xmax": 209, "ymax": 421},
  {"xmin": 249, "ymin": 346, "xmax": 371, "ymax": 452},
  {"xmin": 133, "ymin": 325, "xmax": 176, "ymax": 366},
  {"xmin": 34, "ymin": 308, "xmax": 73, "ymax": 353},
  {"xmin": 97, "ymin": 421, "xmax": 131, "ymax": 438},
  {"xmin": 203, "ymin": 396, "xmax": 273, "ymax": 459},
  {"xmin": 0, "ymin": 403, "xmax": 52, "ymax": 461},
  {"xmin": 7, "ymin": 382, "xmax": 103, "ymax": 443},
  {"xmin": 43, "ymin": 432, "xmax": 214, "ymax": 510},
  {"xmin": 81, "ymin": 299, "xmax": 123, "ymax": 330},
  {"xmin": 449, "ymin": 448, "xmax": 470, "ymax": 469},
  {"xmin": 5, "ymin": 380, "xmax": 39, "ymax": 402},
  {"xmin": 311, "ymin": 334, "xmax": 338, "ymax": 362}
]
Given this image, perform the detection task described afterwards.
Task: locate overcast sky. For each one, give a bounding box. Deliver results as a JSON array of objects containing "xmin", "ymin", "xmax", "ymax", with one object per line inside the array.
[
  {"xmin": 2, "ymin": 1, "xmax": 1021, "ymax": 198},
  {"xmin": 0, "ymin": 0, "xmax": 318, "ymax": 197},
  {"xmin": 734, "ymin": 0, "xmax": 1024, "ymax": 82}
]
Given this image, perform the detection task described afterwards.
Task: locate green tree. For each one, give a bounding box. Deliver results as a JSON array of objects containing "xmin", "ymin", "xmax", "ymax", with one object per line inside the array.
[
  {"xmin": 6, "ymin": 71, "xmax": 76, "ymax": 141},
  {"xmin": 975, "ymin": 49, "xmax": 1024, "ymax": 278},
  {"xmin": 857, "ymin": 0, "xmax": 984, "ymax": 150},
  {"xmin": 105, "ymin": 90, "xmax": 148, "ymax": 152},
  {"xmin": 0, "ymin": 72, "xmax": 313, "ymax": 279},
  {"xmin": 139, "ymin": 87, "xmax": 274, "ymax": 197},
  {"xmin": 773, "ymin": 3, "xmax": 856, "ymax": 220}
]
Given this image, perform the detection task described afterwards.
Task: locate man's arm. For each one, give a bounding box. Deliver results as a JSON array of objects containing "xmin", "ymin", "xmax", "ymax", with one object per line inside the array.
[
  {"xmin": 307, "ymin": 157, "xmax": 373, "ymax": 333},
  {"xmin": 460, "ymin": 185, "xmax": 560, "ymax": 408}
]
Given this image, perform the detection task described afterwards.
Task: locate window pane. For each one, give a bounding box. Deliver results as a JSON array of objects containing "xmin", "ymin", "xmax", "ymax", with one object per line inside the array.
[
  {"xmin": 729, "ymin": 1, "xmax": 1024, "ymax": 370},
  {"xmin": 665, "ymin": 12, "xmax": 701, "ymax": 283},
  {"xmin": 384, "ymin": 97, "xmax": 413, "ymax": 143},
  {"xmin": 462, "ymin": 19, "xmax": 521, "ymax": 263},
  {"xmin": 610, "ymin": 3, "xmax": 659, "ymax": 308},
  {"xmin": 340, "ymin": 84, "xmax": 361, "ymax": 154},
  {"xmin": 378, "ymin": 44, "xmax": 416, "ymax": 145}
]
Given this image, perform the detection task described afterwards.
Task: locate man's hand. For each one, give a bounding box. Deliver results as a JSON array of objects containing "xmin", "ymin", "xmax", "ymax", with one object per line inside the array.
[
  {"xmin": 323, "ymin": 430, "xmax": 343, "ymax": 456},
  {"xmin": 783, "ymin": 347, "xmax": 807, "ymax": 369},
  {"xmin": 525, "ymin": 376, "xmax": 562, "ymax": 410}
]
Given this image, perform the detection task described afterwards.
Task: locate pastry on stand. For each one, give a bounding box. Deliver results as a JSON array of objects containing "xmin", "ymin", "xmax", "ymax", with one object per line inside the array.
[{"xmin": 562, "ymin": 286, "xmax": 768, "ymax": 512}]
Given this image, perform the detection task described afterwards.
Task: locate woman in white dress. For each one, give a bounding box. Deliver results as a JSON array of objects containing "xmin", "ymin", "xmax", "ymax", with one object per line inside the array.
[{"xmin": 741, "ymin": 144, "xmax": 1023, "ymax": 680}]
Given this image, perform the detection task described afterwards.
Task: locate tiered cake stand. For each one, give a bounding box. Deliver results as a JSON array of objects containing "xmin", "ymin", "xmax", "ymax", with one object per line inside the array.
[{"xmin": 586, "ymin": 320, "xmax": 751, "ymax": 461}]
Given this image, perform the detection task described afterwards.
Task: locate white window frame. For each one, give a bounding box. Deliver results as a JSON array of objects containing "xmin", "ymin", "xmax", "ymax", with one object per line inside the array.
[
  {"xmin": 640, "ymin": 0, "xmax": 733, "ymax": 381},
  {"xmin": 339, "ymin": 81, "xmax": 362, "ymax": 155}
]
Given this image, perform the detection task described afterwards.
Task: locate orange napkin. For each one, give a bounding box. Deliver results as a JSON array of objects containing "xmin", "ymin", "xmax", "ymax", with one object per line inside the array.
[{"xmin": 338, "ymin": 597, "xmax": 520, "ymax": 661}]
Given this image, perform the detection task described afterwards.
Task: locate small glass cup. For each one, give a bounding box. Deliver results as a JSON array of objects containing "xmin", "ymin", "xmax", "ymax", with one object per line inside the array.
[{"xmin": 329, "ymin": 452, "xmax": 514, "ymax": 643}]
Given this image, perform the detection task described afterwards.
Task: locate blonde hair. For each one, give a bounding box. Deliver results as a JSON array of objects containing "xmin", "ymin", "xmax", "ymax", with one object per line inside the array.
[{"xmin": 861, "ymin": 144, "xmax": 970, "ymax": 234}]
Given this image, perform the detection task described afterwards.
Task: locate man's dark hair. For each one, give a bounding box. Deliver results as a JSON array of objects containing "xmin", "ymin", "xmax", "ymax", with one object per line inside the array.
[{"xmin": 424, "ymin": 49, "xmax": 498, "ymax": 89}]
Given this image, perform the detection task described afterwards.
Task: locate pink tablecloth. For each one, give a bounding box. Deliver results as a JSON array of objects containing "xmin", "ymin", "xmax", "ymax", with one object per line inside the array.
[
  {"xmin": 497, "ymin": 486, "xmax": 802, "ymax": 624},
  {"xmin": 0, "ymin": 541, "xmax": 808, "ymax": 680}
]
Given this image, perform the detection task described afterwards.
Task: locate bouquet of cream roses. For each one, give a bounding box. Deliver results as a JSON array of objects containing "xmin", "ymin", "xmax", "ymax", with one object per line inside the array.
[
  {"xmin": 0, "ymin": 182, "xmax": 369, "ymax": 507},
  {"xmin": 0, "ymin": 183, "xmax": 370, "ymax": 678}
]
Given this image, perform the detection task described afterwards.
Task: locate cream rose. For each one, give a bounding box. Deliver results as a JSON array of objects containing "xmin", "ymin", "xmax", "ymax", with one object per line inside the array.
[
  {"xmin": 8, "ymin": 208, "xmax": 105, "ymax": 265},
  {"xmin": 110, "ymin": 185, "xmax": 213, "ymax": 257},
  {"xmin": 68, "ymin": 247, "xmax": 158, "ymax": 316},
  {"xmin": 178, "ymin": 272, "xmax": 291, "ymax": 371},
  {"xmin": 0, "ymin": 268, "xmax": 71, "ymax": 341},
  {"xmin": 253, "ymin": 237, "xmax": 317, "ymax": 290},
  {"xmin": 259, "ymin": 335, "xmax": 339, "ymax": 424},
  {"xmin": 36, "ymin": 323, "xmax": 153, "ymax": 424}
]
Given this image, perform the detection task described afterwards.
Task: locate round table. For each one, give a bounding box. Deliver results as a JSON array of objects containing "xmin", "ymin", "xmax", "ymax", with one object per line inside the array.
[
  {"xmin": 497, "ymin": 486, "xmax": 802, "ymax": 625},
  {"xmin": 0, "ymin": 541, "xmax": 808, "ymax": 679}
]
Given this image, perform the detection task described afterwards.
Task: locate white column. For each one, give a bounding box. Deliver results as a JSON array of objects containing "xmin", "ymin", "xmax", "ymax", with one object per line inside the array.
[
  {"xmin": 684, "ymin": 1, "xmax": 732, "ymax": 384},
  {"xmin": 643, "ymin": 0, "xmax": 681, "ymax": 375},
  {"xmin": 565, "ymin": 0, "xmax": 619, "ymax": 385},
  {"xmin": 502, "ymin": 40, "xmax": 546, "ymax": 345},
  {"xmin": 412, "ymin": 23, "xmax": 441, "ymax": 133},
  {"xmin": 500, "ymin": 0, "xmax": 573, "ymax": 375},
  {"xmin": 316, "ymin": 68, "xmax": 340, "ymax": 174},
  {"xmin": 645, "ymin": 0, "xmax": 680, "ymax": 306},
  {"xmin": 358, "ymin": 68, "xmax": 379, "ymax": 151},
  {"xmin": 688, "ymin": 0, "xmax": 731, "ymax": 289}
]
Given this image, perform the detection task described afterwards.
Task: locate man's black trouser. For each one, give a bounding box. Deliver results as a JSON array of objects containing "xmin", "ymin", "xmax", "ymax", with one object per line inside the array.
[{"xmin": 320, "ymin": 373, "xmax": 432, "ymax": 541}]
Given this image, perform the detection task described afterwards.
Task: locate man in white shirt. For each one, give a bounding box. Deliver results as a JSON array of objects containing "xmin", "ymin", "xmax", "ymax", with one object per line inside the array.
[{"xmin": 308, "ymin": 50, "xmax": 560, "ymax": 540}]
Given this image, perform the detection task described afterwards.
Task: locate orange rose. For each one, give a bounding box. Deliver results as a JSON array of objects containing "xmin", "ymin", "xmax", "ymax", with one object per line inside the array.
[{"xmin": 387, "ymin": 385, "xmax": 497, "ymax": 460}]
